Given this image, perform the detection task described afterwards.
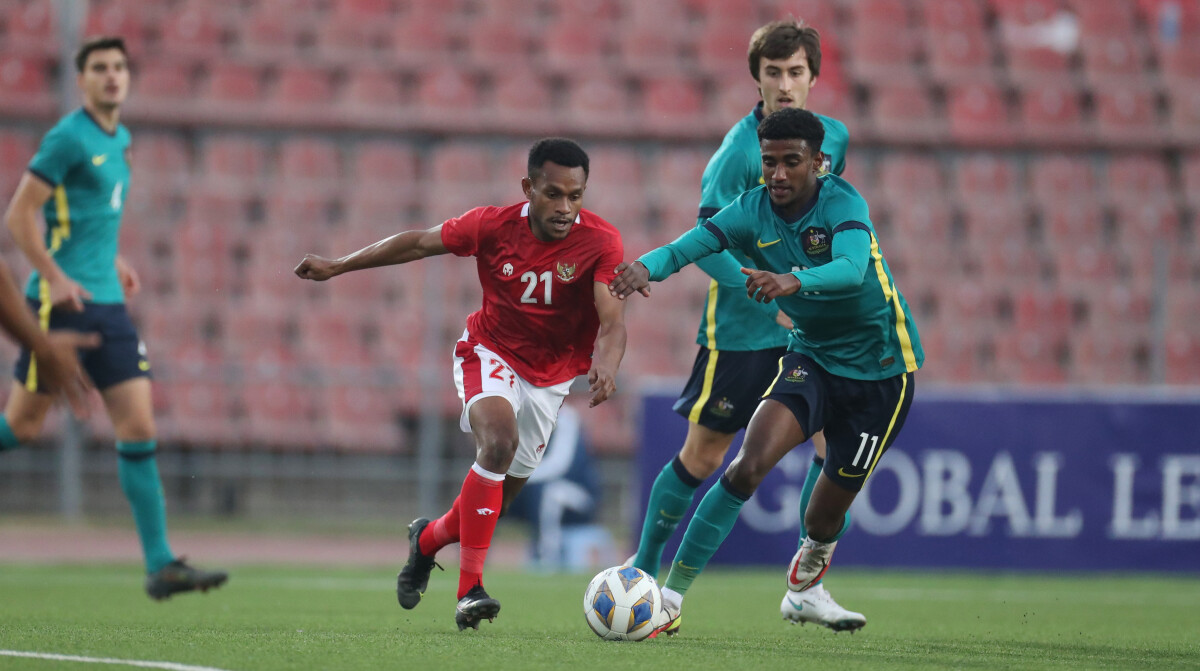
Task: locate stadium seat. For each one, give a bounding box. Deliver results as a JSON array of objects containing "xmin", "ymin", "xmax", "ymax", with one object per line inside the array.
[
  {"xmin": 993, "ymin": 331, "xmax": 1068, "ymax": 385},
  {"xmin": 615, "ymin": 27, "xmax": 685, "ymax": 77},
  {"xmin": 83, "ymin": 3, "xmax": 147, "ymax": 55},
  {"xmin": 133, "ymin": 61, "xmax": 194, "ymax": 108},
  {"xmin": 1112, "ymin": 201, "xmax": 1183, "ymax": 248},
  {"xmin": 922, "ymin": 0, "xmax": 987, "ymax": 31},
  {"xmin": 1138, "ymin": 0, "xmax": 1200, "ymax": 50},
  {"xmin": 323, "ymin": 384, "xmax": 405, "ymax": 454},
  {"xmin": 846, "ymin": 21, "xmax": 918, "ymax": 85},
  {"xmin": 1040, "ymin": 201, "xmax": 1103, "ymax": 246},
  {"xmin": 925, "ymin": 26, "xmax": 995, "ymax": 84},
  {"xmin": 490, "ymin": 70, "xmax": 554, "ymax": 133},
  {"xmin": 334, "ymin": 0, "xmax": 397, "ymax": 20},
  {"xmin": 201, "ymin": 63, "xmax": 265, "ymax": 120},
  {"xmin": 868, "ymin": 83, "xmax": 942, "ymax": 142},
  {"xmin": 1105, "ymin": 155, "xmax": 1173, "ymax": 205},
  {"xmin": 1165, "ymin": 87, "xmax": 1200, "ymax": 144},
  {"xmin": 414, "ymin": 66, "xmax": 482, "ymax": 129},
  {"xmin": 540, "ymin": 17, "xmax": 611, "ymax": 75},
  {"xmin": 947, "ymin": 81, "xmax": 1012, "ymax": 145},
  {"xmin": 1003, "ymin": 43, "xmax": 1073, "ymax": 83},
  {"xmin": 1066, "ymin": 0, "xmax": 1137, "ymax": 37},
  {"xmin": 1055, "ymin": 245, "xmax": 1119, "ymax": 291},
  {"xmin": 463, "ymin": 19, "xmax": 530, "ymax": 70},
  {"xmin": 878, "ymin": 154, "xmax": 946, "ymax": 203},
  {"xmin": 1070, "ymin": 330, "xmax": 1142, "ymax": 386},
  {"xmin": 235, "ymin": 5, "xmax": 306, "ymax": 63},
  {"xmin": 961, "ymin": 200, "xmax": 1030, "ymax": 249},
  {"xmin": 694, "ymin": 23, "xmax": 756, "ymax": 77},
  {"xmin": 390, "ymin": 12, "xmax": 452, "ymax": 66},
  {"xmin": 563, "ymin": 75, "xmax": 635, "ymax": 136},
  {"xmin": 641, "ymin": 76, "xmax": 707, "ymax": 136},
  {"xmin": 1, "ymin": 0, "xmax": 56, "ymax": 57},
  {"xmin": 0, "ymin": 55, "xmax": 54, "ymax": 117},
  {"xmin": 1157, "ymin": 42, "xmax": 1200, "ymax": 88},
  {"xmin": 314, "ymin": 15, "xmax": 389, "ymax": 65},
  {"xmin": 1028, "ymin": 154, "xmax": 1097, "ymax": 207},
  {"xmin": 1164, "ymin": 331, "xmax": 1200, "ymax": 384},
  {"xmin": 277, "ymin": 137, "xmax": 341, "ymax": 188},
  {"xmin": 158, "ymin": 5, "xmax": 225, "ymax": 59},
  {"xmin": 338, "ymin": 67, "xmax": 405, "ymax": 123},
  {"xmin": 0, "ymin": 129, "xmax": 35, "ymax": 197},
  {"xmin": 1012, "ymin": 286, "xmax": 1071, "ymax": 340},
  {"xmin": 1182, "ymin": 153, "xmax": 1200, "ymax": 208},
  {"xmin": 199, "ymin": 135, "xmax": 268, "ymax": 193},
  {"xmin": 1082, "ymin": 34, "xmax": 1148, "ymax": 84},
  {"xmin": 271, "ymin": 65, "xmax": 335, "ymax": 122},
  {"xmin": 351, "ymin": 141, "xmax": 417, "ymax": 188},
  {"xmin": 1093, "ymin": 85, "xmax": 1162, "ymax": 145},
  {"xmin": 158, "ymin": 380, "xmax": 241, "ymax": 447},
  {"xmin": 129, "ymin": 133, "xmax": 191, "ymax": 190},
  {"xmin": 1016, "ymin": 80, "xmax": 1088, "ymax": 145},
  {"xmin": 262, "ymin": 185, "xmax": 336, "ymax": 229},
  {"xmin": 953, "ymin": 154, "xmax": 1019, "ymax": 206}
]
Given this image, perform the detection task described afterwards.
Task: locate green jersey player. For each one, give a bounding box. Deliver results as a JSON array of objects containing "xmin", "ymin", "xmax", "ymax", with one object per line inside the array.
[
  {"xmin": 628, "ymin": 19, "xmax": 862, "ymax": 633},
  {"xmin": 0, "ymin": 36, "xmax": 226, "ymax": 600},
  {"xmin": 613, "ymin": 108, "xmax": 923, "ymax": 638}
]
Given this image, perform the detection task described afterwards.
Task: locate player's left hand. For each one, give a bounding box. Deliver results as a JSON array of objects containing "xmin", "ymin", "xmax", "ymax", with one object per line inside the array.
[
  {"xmin": 587, "ymin": 364, "xmax": 617, "ymax": 407},
  {"xmin": 116, "ymin": 256, "xmax": 140, "ymax": 298},
  {"xmin": 742, "ymin": 267, "xmax": 801, "ymax": 303},
  {"xmin": 608, "ymin": 262, "xmax": 652, "ymax": 299}
]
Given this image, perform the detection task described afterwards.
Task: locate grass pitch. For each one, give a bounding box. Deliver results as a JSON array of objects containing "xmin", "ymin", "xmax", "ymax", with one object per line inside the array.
[{"xmin": 1, "ymin": 563, "xmax": 1198, "ymax": 670}]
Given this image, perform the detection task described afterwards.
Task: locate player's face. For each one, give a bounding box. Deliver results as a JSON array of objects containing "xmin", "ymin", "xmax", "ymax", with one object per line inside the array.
[
  {"xmin": 757, "ymin": 49, "xmax": 816, "ymax": 116},
  {"xmin": 761, "ymin": 138, "xmax": 823, "ymax": 213},
  {"xmin": 78, "ymin": 48, "xmax": 130, "ymax": 110},
  {"xmin": 522, "ymin": 161, "xmax": 587, "ymax": 242}
]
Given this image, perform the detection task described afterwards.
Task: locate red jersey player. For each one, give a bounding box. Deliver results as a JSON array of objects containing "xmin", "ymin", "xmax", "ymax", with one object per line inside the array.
[{"xmin": 294, "ymin": 138, "xmax": 636, "ymax": 630}]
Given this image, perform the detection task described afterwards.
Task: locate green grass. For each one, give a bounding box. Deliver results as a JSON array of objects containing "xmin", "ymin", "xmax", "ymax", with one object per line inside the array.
[{"xmin": 1, "ymin": 564, "xmax": 1198, "ymax": 670}]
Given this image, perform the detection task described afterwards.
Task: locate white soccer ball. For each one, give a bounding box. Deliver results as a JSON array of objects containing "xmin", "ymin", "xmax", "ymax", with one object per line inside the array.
[{"xmin": 583, "ymin": 565, "xmax": 663, "ymax": 641}]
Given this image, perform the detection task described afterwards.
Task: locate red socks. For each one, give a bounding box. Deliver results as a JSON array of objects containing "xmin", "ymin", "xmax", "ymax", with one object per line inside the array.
[{"xmin": 417, "ymin": 463, "xmax": 505, "ymax": 599}]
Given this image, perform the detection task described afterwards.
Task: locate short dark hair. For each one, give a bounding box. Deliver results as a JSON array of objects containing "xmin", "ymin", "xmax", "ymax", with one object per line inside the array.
[
  {"xmin": 757, "ymin": 108, "xmax": 825, "ymax": 153},
  {"xmin": 75, "ymin": 35, "xmax": 128, "ymax": 73},
  {"xmin": 748, "ymin": 19, "xmax": 822, "ymax": 80},
  {"xmin": 528, "ymin": 138, "xmax": 589, "ymax": 180}
]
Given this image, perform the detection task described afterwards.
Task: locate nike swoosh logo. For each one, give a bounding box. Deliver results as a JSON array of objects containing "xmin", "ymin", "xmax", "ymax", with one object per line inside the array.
[
  {"xmin": 91, "ymin": 154, "xmax": 107, "ymax": 166},
  {"xmin": 756, "ymin": 238, "xmax": 781, "ymax": 248},
  {"xmin": 658, "ymin": 510, "xmax": 684, "ymax": 520},
  {"xmin": 837, "ymin": 468, "xmax": 865, "ymax": 478},
  {"xmin": 676, "ymin": 561, "xmax": 698, "ymax": 571}
]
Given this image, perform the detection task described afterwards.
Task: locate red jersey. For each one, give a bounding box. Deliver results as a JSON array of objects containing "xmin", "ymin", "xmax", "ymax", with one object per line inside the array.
[{"xmin": 440, "ymin": 202, "xmax": 624, "ymax": 386}]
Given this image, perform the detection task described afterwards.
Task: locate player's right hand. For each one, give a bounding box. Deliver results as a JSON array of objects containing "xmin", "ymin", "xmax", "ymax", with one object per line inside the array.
[
  {"xmin": 294, "ymin": 254, "xmax": 340, "ymax": 281},
  {"xmin": 34, "ymin": 330, "xmax": 99, "ymax": 418},
  {"xmin": 48, "ymin": 274, "xmax": 90, "ymax": 312},
  {"xmin": 608, "ymin": 262, "xmax": 652, "ymax": 299}
]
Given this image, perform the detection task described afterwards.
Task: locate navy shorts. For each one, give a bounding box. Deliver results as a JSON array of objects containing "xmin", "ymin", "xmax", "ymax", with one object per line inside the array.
[
  {"xmin": 14, "ymin": 299, "xmax": 151, "ymax": 393},
  {"xmin": 673, "ymin": 346, "xmax": 788, "ymax": 434},
  {"xmin": 763, "ymin": 352, "xmax": 915, "ymax": 492}
]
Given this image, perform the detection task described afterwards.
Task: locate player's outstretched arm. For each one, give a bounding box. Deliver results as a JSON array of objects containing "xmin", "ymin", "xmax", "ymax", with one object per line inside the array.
[
  {"xmin": 608, "ymin": 261, "xmax": 651, "ymax": 299},
  {"xmin": 294, "ymin": 225, "xmax": 448, "ymax": 281},
  {"xmin": 588, "ymin": 283, "xmax": 628, "ymax": 407},
  {"xmin": 5, "ymin": 173, "xmax": 91, "ymax": 311},
  {"xmin": 742, "ymin": 267, "xmax": 802, "ymax": 303}
]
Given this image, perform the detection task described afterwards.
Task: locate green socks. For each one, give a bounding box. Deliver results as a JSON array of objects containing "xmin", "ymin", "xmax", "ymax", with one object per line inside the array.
[
  {"xmin": 0, "ymin": 416, "xmax": 20, "ymax": 452},
  {"xmin": 633, "ymin": 455, "xmax": 702, "ymax": 575},
  {"xmin": 116, "ymin": 440, "xmax": 174, "ymax": 573},
  {"xmin": 798, "ymin": 455, "xmax": 851, "ymax": 548},
  {"xmin": 663, "ymin": 476, "xmax": 749, "ymax": 598}
]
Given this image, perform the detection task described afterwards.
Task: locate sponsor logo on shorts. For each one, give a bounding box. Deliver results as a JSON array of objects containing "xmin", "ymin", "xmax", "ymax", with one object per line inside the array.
[{"xmin": 785, "ymin": 366, "xmax": 809, "ymax": 383}]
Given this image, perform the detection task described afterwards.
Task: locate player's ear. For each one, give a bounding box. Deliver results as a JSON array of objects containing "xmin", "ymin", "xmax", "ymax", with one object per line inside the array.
[{"xmin": 521, "ymin": 176, "xmax": 533, "ymax": 200}]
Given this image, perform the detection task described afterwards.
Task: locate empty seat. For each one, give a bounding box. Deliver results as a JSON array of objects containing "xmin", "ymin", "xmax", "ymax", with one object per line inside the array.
[
  {"xmin": 272, "ymin": 65, "xmax": 334, "ymax": 117},
  {"xmin": 1070, "ymin": 330, "xmax": 1143, "ymax": 386},
  {"xmin": 1164, "ymin": 331, "xmax": 1200, "ymax": 384},
  {"xmin": 694, "ymin": 23, "xmax": 755, "ymax": 77},
  {"xmin": 1081, "ymin": 35, "xmax": 1148, "ymax": 80},
  {"xmin": 2, "ymin": 0, "xmax": 56, "ymax": 56},
  {"xmin": 414, "ymin": 65, "xmax": 482, "ymax": 125},
  {"xmin": 993, "ymin": 331, "xmax": 1068, "ymax": 385},
  {"xmin": 961, "ymin": 201, "xmax": 1030, "ymax": 247},
  {"xmin": 846, "ymin": 22, "xmax": 919, "ymax": 85},
  {"xmin": 1111, "ymin": 201, "xmax": 1184, "ymax": 247},
  {"xmin": 1093, "ymin": 85, "xmax": 1162, "ymax": 144},
  {"xmin": 463, "ymin": 18, "xmax": 530, "ymax": 69},
  {"xmin": 489, "ymin": 69, "xmax": 554, "ymax": 132},
  {"xmin": 199, "ymin": 135, "xmax": 268, "ymax": 192},
  {"xmin": 641, "ymin": 76, "xmax": 707, "ymax": 135},
  {"xmin": 235, "ymin": 5, "xmax": 305, "ymax": 63},
  {"xmin": 352, "ymin": 142, "xmax": 417, "ymax": 186},
  {"xmin": 314, "ymin": 15, "xmax": 388, "ymax": 64},
  {"xmin": 0, "ymin": 55, "xmax": 53, "ymax": 116},
  {"xmin": 1041, "ymin": 201, "xmax": 1103, "ymax": 245},
  {"xmin": 947, "ymin": 81, "xmax": 1012, "ymax": 144},
  {"xmin": 1105, "ymin": 155, "xmax": 1172, "ymax": 204},
  {"xmin": 1028, "ymin": 154, "xmax": 1097, "ymax": 207},
  {"xmin": 923, "ymin": 0, "xmax": 987, "ymax": 30},
  {"xmin": 129, "ymin": 133, "xmax": 191, "ymax": 189},
  {"xmin": 1067, "ymin": 0, "xmax": 1137, "ymax": 37},
  {"xmin": 1016, "ymin": 80, "xmax": 1088, "ymax": 145},
  {"xmin": 323, "ymin": 384, "xmax": 405, "ymax": 453},
  {"xmin": 134, "ymin": 61, "xmax": 194, "ymax": 108},
  {"xmin": 925, "ymin": 26, "xmax": 994, "ymax": 83},
  {"xmin": 868, "ymin": 83, "xmax": 941, "ymax": 142},
  {"xmin": 615, "ymin": 28, "xmax": 685, "ymax": 77},
  {"xmin": 1165, "ymin": 88, "xmax": 1200, "ymax": 144},
  {"xmin": 953, "ymin": 154, "xmax": 1020, "ymax": 205},
  {"xmin": 540, "ymin": 17, "xmax": 611, "ymax": 74},
  {"xmin": 563, "ymin": 74, "xmax": 635, "ymax": 136},
  {"xmin": 878, "ymin": 154, "xmax": 946, "ymax": 203},
  {"xmin": 390, "ymin": 12, "xmax": 452, "ymax": 66},
  {"xmin": 158, "ymin": 5, "xmax": 224, "ymax": 58},
  {"xmin": 277, "ymin": 137, "xmax": 341, "ymax": 185},
  {"xmin": 84, "ymin": 3, "xmax": 146, "ymax": 54},
  {"xmin": 1182, "ymin": 153, "xmax": 1200, "ymax": 207},
  {"xmin": 202, "ymin": 63, "xmax": 264, "ymax": 114}
]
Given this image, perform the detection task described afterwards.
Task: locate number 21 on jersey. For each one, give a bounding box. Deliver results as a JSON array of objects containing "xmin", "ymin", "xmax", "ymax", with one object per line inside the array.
[{"xmin": 520, "ymin": 270, "xmax": 552, "ymax": 304}]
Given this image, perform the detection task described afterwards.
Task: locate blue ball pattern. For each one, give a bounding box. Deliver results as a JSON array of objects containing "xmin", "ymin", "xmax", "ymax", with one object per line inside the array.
[{"xmin": 593, "ymin": 583, "xmax": 615, "ymax": 628}]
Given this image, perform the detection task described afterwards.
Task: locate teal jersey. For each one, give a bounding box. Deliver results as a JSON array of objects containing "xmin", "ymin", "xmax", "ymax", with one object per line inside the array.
[
  {"xmin": 25, "ymin": 108, "xmax": 130, "ymax": 304},
  {"xmin": 642, "ymin": 175, "xmax": 923, "ymax": 381},
  {"xmin": 691, "ymin": 103, "xmax": 849, "ymax": 351}
]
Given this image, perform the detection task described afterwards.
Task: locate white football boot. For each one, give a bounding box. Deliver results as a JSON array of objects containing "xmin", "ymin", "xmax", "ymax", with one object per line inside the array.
[
  {"xmin": 786, "ymin": 537, "xmax": 837, "ymax": 592},
  {"xmin": 781, "ymin": 583, "xmax": 866, "ymax": 632}
]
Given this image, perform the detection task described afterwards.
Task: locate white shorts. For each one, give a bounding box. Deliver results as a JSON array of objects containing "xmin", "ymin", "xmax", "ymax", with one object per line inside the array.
[{"xmin": 452, "ymin": 329, "xmax": 571, "ymax": 478}]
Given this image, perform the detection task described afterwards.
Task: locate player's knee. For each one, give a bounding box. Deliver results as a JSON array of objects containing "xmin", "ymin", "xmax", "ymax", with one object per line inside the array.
[
  {"xmin": 116, "ymin": 424, "xmax": 156, "ymax": 443},
  {"xmin": 6, "ymin": 415, "xmax": 44, "ymax": 444},
  {"xmin": 724, "ymin": 458, "xmax": 768, "ymax": 495},
  {"xmin": 679, "ymin": 444, "xmax": 724, "ymax": 480},
  {"xmin": 476, "ymin": 435, "xmax": 518, "ymax": 471}
]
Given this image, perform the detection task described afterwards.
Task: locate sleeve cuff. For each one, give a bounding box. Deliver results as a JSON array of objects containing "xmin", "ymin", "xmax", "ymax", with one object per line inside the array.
[{"xmin": 27, "ymin": 168, "xmax": 56, "ymax": 188}]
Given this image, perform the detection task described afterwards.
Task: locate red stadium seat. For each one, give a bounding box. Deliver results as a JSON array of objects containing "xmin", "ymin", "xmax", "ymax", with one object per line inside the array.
[
  {"xmin": 262, "ymin": 185, "xmax": 336, "ymax": 228},
  {"xmin": 1093, "ymin": 85, "xmax": 1162, "ymax": 145},
  {"xmin": 1028, "ymin": 155, "xmax": 1097, "ymax": 207},
  {"xmin": 159, "ymin": 380, "xmax": 241, "ymax": 447},
  {"xmin": 1016, "ymin": 80, "xmax": 1088, "ymax": 145},
  {"xmin": 129, "ymin": 133, "xmax": 190, "ymax": 189},
  {"xmin": 922, "ymin": 0, "xmax": 986, "ymax": 31},
  {"xmin": 846, "ymin": 22, "xmax": 918, "ymax": 85},
  {"xmin": 202, "ymin": 63, "xmax": 265, "ymax": 119},
  {"xmin": 563, "ymin": 75, "xmax": 635, "ymax": 136},
  {"xmin": 694, "ymin": 23, "xmax": 755, "ymax": 77},
  {"xmin": 540, "ymin": 17, "xmax": 611, "ymax": 75},
  {"xmin": 1164, "ymin": 331, "xmax": 1200, "ymax": 384},
  {"xmin": 1182, "ymin": 153, "xmax": 1200, "ymax": 207},
  {"xmin": 235, "ymin": 5, "xmax": 305, "ymax": 63},
  {"xmin": 1081, "ymin": 35, "xmax": 1148, "ymax": 87},
  {"xmin": 463, "ymin": 19, "xmax": 530, "ymax": 69},
  {"xmin": 335, "ymin": 0, "xmax": 397, "ymax": 20},
  {"xmin": 925, "ymin": 26, "xmax": 995, "ymax": 84},
  {"xmin": 1111, "ymin": 201, "xmax": 1184, "ymax": 248},
  {"xmin": 323, "ymin": 384, "xmax": 405, "ymax": 453},
  {"xmin": 1066, "ymin": 0, "xmax": 1137, "ymax": 37},
  {"xmin": 960, "ymin": 200, "xmax": 1029, "ymax": 249},
  {"xmin": 1070, "ymin": 330, "xmax": 1143, "ymax": 386},
  {"xmin": 868, "ymin": 83, "xmax": 942, "ymax": 142},
  {"xmin": 134, "ymin": 61, "xmax": 194, "ymax": 106},
  {"xmin": 953, "ymin": 154, "xmax": 1019, "ymax": 206},
  {"xmin": 1055, "ymin": 245, "xmax": 1119, "ymax": 291},
  {"xmin": 1165, "ymin": 88, "xmax": 1200, "ymax": 144},
  {"xmin": 84, "ymin": 3, "xmax": 147, "ymax": 55},
  {"xmin": 277, "ymin": 137, "xmax": 341, "ymax": 186},
  {"xmin": 641, "ymin": 76, "xmax": 707, "ymax": 135},
  {"xmin": 2, "ymin": 0, "xmax": 56, "ymax": 57},
  {"xmin": 390, "ymin": 13, "xmax": 452, "ymax": 66},
  {"xmin": 490, "ymin": 70, "xmax": 554, "ymax": 132},
  {"xmin": 352, "ymin": 142, "xmax": 417, "ymax": 186},
  {"xmin": 158, "ymin": 5, "xmax": 224, "ymax": 59},
  {"xmin": 1157, "ymin": 43, "xmax": 1200, "ymax": 88},
  {"xmin": 878, "ymin": 154, "xmax": 946, "ymax": 203},
  {"xmin": 1105, "ymin": 155, "xmax": 1173, "ymax": 205},
  {"xmin": 414, "ymin": 66, "xmax": 482, "ymax": 129},
  {"xmin": 1004, "ymin": 44, "xmax": 1072, "ymax": 83},
  {"xmin": 615, "ymin": 28, "xmax": 685, "ymax": 77},
  {"xmin": 314, "ymin": 15, "xmax": 389, "ymax": 64},
  {"xmin": 1041, "ymin": 201, "xmax": 1103, "ymax": 245},
  {"xmin": 881, "ymin": 196, "xmax": 955, "ymax": 250},
  {"xmin": 0, "ymin": 55, "xmax": 53, "ymax": 116},
  {"xmin": 993, "ymin": 331, "xmax": 1068, "ymax": 386},
  {"xmin": 338, "ymin": 67, "xmax": 405, "ymax": 123},
  {"xmin": 1013, "ymin": 287, "xmax": 1072, "ymax": 340},
  {"xmin": 989, "ymin": 0, "xmax": 1060, "ymax": 23},
  {"xmin": 946, "ymin": 81, "xmax": 1012, "ymax": 145},
  {"xmin": 271, "ymin": 65, "xmax": 334, "ymax": 124},
  {"xmin": 0, "ymin": 129, "xmax": 35, "ymax": 196},
  {"xmin": 199, "ymin": 135, "xmax": 268, "ymax": 192}
]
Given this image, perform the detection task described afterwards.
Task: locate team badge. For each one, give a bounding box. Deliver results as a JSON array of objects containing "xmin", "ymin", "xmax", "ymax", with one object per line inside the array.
[
  {"xmin": 784, "ymin": 365, "xmax": 809, "ymax": 383},
  {"xmin": 502, "ymin": 262, "xmax": 514, "ymax": 276},
  {"xmin": 801, "ymin": 227, "xmax": 830, "ymax": 259},
  {"xmin": 709, "ymin": 397, "xmax": 734, "ymax": 418},
  {"xmin": 555, "ymin": 261, "xmax": 578, "ymax": 283},
  {"xmin": 818, "ymin": 155, "xmax": 831, "ymax": 176}
]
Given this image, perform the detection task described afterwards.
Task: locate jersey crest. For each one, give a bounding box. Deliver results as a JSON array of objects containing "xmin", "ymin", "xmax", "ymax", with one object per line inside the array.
[
  {"xmin": 802, "ymin": 227, "xmax": 830, "ymax": 258},
  {"xmin": 555, "ymin": 260, "xmax": 578, "ymax": 283}
]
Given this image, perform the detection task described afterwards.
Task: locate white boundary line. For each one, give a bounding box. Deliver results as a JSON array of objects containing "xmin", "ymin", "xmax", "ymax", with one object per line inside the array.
[{"xmin": 0, "ymin": 650, "xmax": 233, "ymax": 671}]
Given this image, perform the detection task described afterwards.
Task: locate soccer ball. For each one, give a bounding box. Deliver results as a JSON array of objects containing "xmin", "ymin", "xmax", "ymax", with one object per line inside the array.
[{"xmin": 583, "ymin": 565, "xmax": 663, "ymax": 641}]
